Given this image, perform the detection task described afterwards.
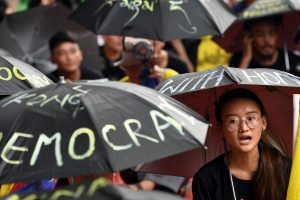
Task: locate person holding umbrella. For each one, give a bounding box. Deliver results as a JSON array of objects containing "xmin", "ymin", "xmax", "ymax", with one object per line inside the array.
[
  {"xmin": 117, "ymin": 37, "xmax": 178, "ymax": 87},
  {"xmin": 192, "ymin": 88, "xmax": 291, "ymax": 200},
  {"xmin": 116, "ymin": 36, "xmax": 187, "ymax": 197},
  {"xmin": 229, "ymin": 16, "xmax": 300, "ymax": 76}
]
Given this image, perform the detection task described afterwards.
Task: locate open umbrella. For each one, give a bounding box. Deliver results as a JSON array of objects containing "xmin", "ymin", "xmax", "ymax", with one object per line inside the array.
[
  {"xmin": 214, "ymin": 0, "xmax": 300, "ymax": 52},
  {"xmin": 0, "ymin": 80, "xmax": 208, "ymax": 184},
  {"xmin": 0, "ymin": 56, "xmax": 53, "ymax": 96},
  {"xmin": 0, "ymin": 177, "xmax": 184, "ymax": 200},
  {"xmin": 138, "ymin": 66, "xmax": 300, "ymax": 177},
  {"xmin": 68, "ymin": 0, "xmax": 236, "ymax": 41},
  {"xmin": 0, "ymin": 4, "xmax": 68, "ymax": 71},
  {"xmin": 0, "ymin": 3, "xmax": 102, "ymax": 75}
]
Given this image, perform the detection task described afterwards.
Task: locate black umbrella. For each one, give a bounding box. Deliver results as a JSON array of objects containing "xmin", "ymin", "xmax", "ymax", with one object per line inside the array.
[
  {"xmin": 0, "ymin": 80, "xmax": 208, "ymax": 184},
  {"xmin": 68, "ymin": 0, "xmax": 236, "ymax": 41},
  {"xmin": 139, "ymin": 66, "xmax": 300, "ymax": 177},
  {"xmin": 0, "ymin": 177, "xmax": 184, "ymax": 200},
  {"xmin": 0, "ymin": 4, "xmax": 102, "ymax": 75},
  {"xmin": 0, "ymin": 56, "xmax": 53, "ymax": 96},
  {"xmin": 239, "ymin": 0, "xmax": 300, "ymax": 19},
  {"xmin": 0, "ymin": 4, "xmax": 68, "ymax": 66}
]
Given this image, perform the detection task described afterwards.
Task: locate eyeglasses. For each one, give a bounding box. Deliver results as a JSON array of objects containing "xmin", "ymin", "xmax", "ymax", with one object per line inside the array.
[{"xmin": 223, "ymin": 115, "xmax": 262, "ymax": 132}]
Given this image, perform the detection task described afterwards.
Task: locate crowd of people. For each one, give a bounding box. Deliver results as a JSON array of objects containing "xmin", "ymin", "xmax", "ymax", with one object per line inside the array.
[{"xmin": 0, "ymin": 0, "xmax": 299, "ymax": 199}]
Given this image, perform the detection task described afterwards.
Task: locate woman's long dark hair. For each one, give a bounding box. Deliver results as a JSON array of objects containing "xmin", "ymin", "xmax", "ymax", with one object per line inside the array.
[{"xmin": 215, "ymin": 88, "xmax": 289, "ymax": 200}]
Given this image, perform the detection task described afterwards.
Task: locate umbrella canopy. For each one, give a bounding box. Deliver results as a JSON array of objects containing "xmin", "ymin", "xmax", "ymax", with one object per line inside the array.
[
  {"xmin": 68, "ymin": 0, "xmax": 236, "ymax": 41},
  {"xmin": 0, "ymin": 4, "xmax": 68, "ymax": 65},
  {"xmin": 0, "ymin": 56, "xmax": 53, "ymax": 96},
  {"xmin": 0, "ymin": 4, "xmax": 102, "ymax": 75},
  {"xmin": 239, "ymin": 0, "xmax": 300, "ymax": 19},
  {"xmin": 0, "ymin": 80, "xmax": 208, "ymax": 184},
  {"xmin": 214, "ymin": 0, "xmax": 300, "ymax": 52},
  {"xmin": 0, "ymin": 177, "xmax": 184, "ymax": 200},
  {"xmin": 139, "ymin": 66, "xmax": 300, "ymax": 177}
]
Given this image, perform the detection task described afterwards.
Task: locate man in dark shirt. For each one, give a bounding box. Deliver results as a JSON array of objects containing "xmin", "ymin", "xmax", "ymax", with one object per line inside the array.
[
  {"xmin": 99, "ymin": 35, "xmax": 126, "ymax": 81},
  {"xmin": 47, "ymin": 31, "xmax": 101, "ymax": 82},
  {"xmin": 229, "ymin": 16, "xmax": 300, "ymax": 76}
]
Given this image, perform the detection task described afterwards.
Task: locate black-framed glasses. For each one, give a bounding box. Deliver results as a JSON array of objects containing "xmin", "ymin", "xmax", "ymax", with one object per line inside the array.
[{"xmin": 223, "ymin": 115, "xmax": 262, "ymax": 132}]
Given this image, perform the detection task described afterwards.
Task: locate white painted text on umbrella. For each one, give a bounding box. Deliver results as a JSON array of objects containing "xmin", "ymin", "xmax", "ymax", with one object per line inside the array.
[
  {"xmin": 1, "ymin": 85, "xmax": 91, "ymax": 118},
  {"xmin": 0, "ymin": 109, "xmax": 186, "ymax": 167},
  {"xmin": 159, "ymin": 68, "xmax": 300, "ymax": 94}
]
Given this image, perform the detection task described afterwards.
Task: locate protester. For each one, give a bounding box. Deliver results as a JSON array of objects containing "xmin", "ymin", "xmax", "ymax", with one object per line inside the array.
[
  {"xmin": 99, "ymin": 35, "xmax": 189, "ymax": 82},
  {"xmin": 192, "ymin": 88, "xmax": 291, "ymax": 200},
  {"xmin": 117, "ymin": 36, "xmax": 187, "ymax": 197},
  {"xmin": 152, "ymin": 40, "xmax": 190, "ymax": 74},
  {"xmin": 118, "ymin": 37, "xmax": 178, "ymax": 87},
  {"xmin": 229, "ymin": 16, "xmax": 300, "ymax": 76},
  {"xmin": 98, "ymin": 35, "xmax": 126, "ymax": 81},
  {"xmin": 168, "ymin": 39, "xmax": 194, "ymax": 72},
  {"xmin": 163, "ymin": 39, "xmax": 194, "ymax": 73},
  {"xmin": 47, "ymin": 31, "xmax": 101, "ymax": 82}
]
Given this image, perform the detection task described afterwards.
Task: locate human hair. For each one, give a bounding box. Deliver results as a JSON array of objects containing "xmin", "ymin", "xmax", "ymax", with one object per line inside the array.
[
  {"xmin": 49, "ymin": 31, "xmax": 77, "ymax": 53},
  {"xmin": 0, "ymin": 0, "xmax": 7, "ymax": 23},
  {"xmin": 294, "ymin": 26, "xmax": 300, "ymax": 44},
  {"xmin": 243, "ymin": 15, "xmax": 282, "ymax": 32},
  {"xmin": 215, "ymin": 88, "xmax": 289, "ymax": 200}
]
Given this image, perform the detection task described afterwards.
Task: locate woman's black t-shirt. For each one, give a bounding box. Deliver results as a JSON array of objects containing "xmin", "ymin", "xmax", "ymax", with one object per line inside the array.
[
  {"xmin": 192, "ymin": 154, "xmax": 291, "ymax": 200},
  {"xmin": 192, "ymin": 154, "xmax": 253, "ymax": 200}
]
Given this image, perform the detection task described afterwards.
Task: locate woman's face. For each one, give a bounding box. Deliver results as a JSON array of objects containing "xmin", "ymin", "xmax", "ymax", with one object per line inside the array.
[{"xmin": 220, "ymin": 98, "xmax": 267, "ymax": 154}]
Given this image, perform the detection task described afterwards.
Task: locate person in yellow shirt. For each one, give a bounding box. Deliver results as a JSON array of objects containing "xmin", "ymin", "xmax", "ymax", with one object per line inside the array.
[{"xmin": 196, "ymin": 36, "xmax": 232, "ymax": 72}]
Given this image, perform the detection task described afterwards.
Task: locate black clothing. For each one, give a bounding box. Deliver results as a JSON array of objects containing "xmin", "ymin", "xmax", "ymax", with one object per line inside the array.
[
  {"xmin": 229, "ymin": 49, "xmax": 300, "ymax": 76},
  {"xmin": 160, "ymin": 41, "xmax": 192, "ymax": 73},
  {"xmin": 182, "ymin": 38, "xmax": 201, "ymax": 68},
  {"xmin": 99, "ymin": 47, "xmax": 126, "ymax": 81},
  {"xmin": 192, "ymin": 154, "xmax": 291, "ymax": 200},
  {"xmin": 193, "ymin": 154, "xmax": 253, "ymax": 200},
  {"xmin": 167, "ymin": 51, "xmax": 189, "ymax": 74},
  {"xmin": 47, "ymin": 68, "xmax": 101, "ymax": 82}
]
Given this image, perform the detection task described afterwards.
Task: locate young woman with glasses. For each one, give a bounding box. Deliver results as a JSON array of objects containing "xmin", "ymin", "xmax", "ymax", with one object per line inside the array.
[{"xmin": 192, "ymin": 88, "xmax": 291, "ymax": 200}]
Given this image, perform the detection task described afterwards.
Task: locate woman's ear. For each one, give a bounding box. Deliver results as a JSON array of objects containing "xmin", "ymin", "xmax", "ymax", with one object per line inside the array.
[{"xmin": 262, "ymin": 116, "xmax": 267, "ymax": 131}]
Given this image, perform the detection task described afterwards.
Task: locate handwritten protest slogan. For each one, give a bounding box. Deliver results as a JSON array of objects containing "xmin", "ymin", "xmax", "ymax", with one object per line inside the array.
[
  {"xmin": 0, "ymin": 110, "xmax": 185, "ymax": 167},
  {"xmin": 169, "ymin": 0, "xmax": 197, "ymax": 34},
  {"xmin": 94, "ymin": 0, "xmax": 196, "ymax": 34},
  {"xmin": 0, "ymin": 65, "xmax": 51, "ymax": 87},
  {"xmin": 158, "ymin": 68, "xmax": 300, "ymax": 94},
  {"xmin": 4, "ymin": 177, "xmax": 111, "ymax": 200},
  {"xmin": 1, "ymin": 85, "xmax": 91, "ymax": 118},
  {"xmin": 242, "ymin": 0, "xmax": 289, "ymax": 18}
]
